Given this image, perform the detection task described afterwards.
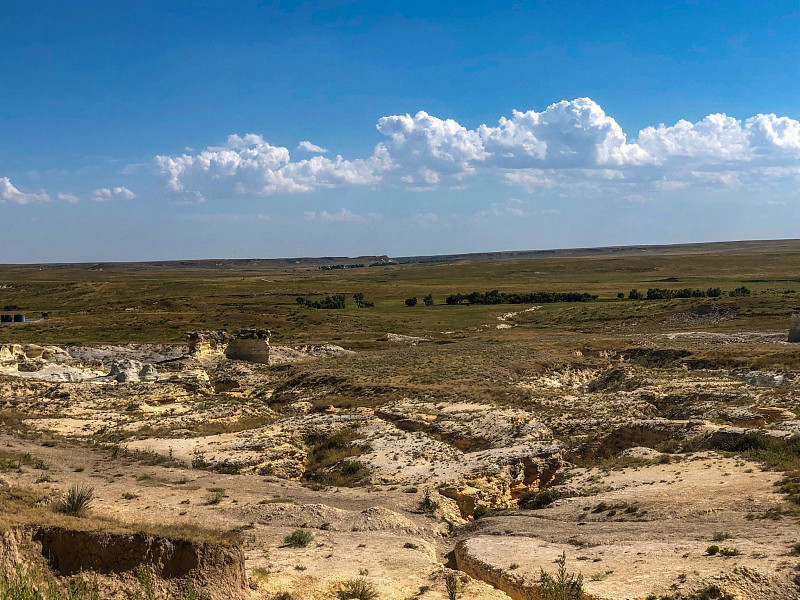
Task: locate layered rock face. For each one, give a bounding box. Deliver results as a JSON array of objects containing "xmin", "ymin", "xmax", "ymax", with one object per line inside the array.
[
  {"xmin": 102, "ymin": 359, "xmax": 159, "ymax": 383},
  {"xmin": 186, "ymin": 331, "xmax": 232, "ymax": 359},
  {"xmin": 186, "ymin": 329, "xmax": 272, "ymax": 363},
  {"xmin": 225, "ymin": 329, "xmax": 271, "ymax": 363},
  {"xmin": 1, "ymin": 527, "xmax": 250, "ymax": 600},
  {"xmin": 0, "ymin": 343, "xmax": 69, "ymax": 362},
  {"xmin": 439, "ymin": 443, "xmax": 563, "ymax": 518}
]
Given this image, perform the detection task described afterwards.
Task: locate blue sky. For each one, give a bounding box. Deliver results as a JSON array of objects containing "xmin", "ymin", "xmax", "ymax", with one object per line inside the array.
[{"xmin": 1, "ymin": 0, "xmax": 798, "ymax": 262}]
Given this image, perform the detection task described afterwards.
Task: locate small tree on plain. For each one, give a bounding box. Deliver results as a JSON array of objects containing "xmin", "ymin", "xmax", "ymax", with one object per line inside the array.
[
  {"xmin": 405, "ymin": 297, "xmax": 418, "ymax": 307},
  {"xmin": 423, "ymin": 294, "xmax": 434, "ymax": 306}
]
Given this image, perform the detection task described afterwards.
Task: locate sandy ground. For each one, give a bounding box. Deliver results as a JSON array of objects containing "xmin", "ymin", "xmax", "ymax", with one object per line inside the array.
[{"xmin": 2, "ymin": 431, "xmax": 798, "ymax": 600}]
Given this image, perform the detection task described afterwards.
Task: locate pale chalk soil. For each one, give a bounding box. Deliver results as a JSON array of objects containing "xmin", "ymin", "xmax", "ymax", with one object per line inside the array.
[{"xmin": 2, "ymin": 431, "xmax": 799, "ymax": 600}]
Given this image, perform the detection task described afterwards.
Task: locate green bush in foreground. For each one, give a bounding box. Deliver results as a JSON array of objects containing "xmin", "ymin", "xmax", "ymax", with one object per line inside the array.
[
  {"xmin": 51, "ymin": 484, "xmax": 94, "ymax": 516},
  {"xmin": 540, "ymin": 551, "xmax": 584, "ymax": 600},
  {"xmin": 284, "ymin": 529, "xmax": 314, "ymax": 548},
  {"xmin": 0, "ymin": 566, "xmax": 98, "ymax": 600},
  {"xmin": 335, "ymin": 578, "xmax": 378, "ymax": 600}
]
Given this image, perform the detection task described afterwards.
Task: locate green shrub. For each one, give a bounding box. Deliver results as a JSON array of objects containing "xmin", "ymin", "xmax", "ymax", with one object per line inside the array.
[
  {"xmin": 213, "ymin": 460, "xmax": 242, "ymax": 475},
  {"xmin": 539, "ymin": 552, "xmax": 584, "ymax": 600},
  {"xmin": 419, "ymin": 489, "xmax": 439, "ymax": 513},
  {"xmin": 0, "ymin": 458, "xmax": 20, "ymax": 473},
  {"xmin": 302, "ymin": 430, "xmax": 371, "ymax": 487},
  {"xmin": 284, "ymin": 529, "xmax": 314, "ymax": 548},
  {"xmin": 204, "ymin": 488, "xmax": 225, "ymax": 505},
  {"xmin": 705, "ymin": 545, "xmax": 719, "ymax": 555},
  {"xmin": 444, "ymin": 572, "xmax": 459, "ymax": 600},
  {"xmin": 336, "ymin": 578, "xmax": 378, "ymax": 600},
  {"xmin": 0, "ymin": 566, "xmax": 103, "ymax": 600},
  {"xmin": 179, "ymin": 575, "xmax": 211, "ymax": 600},
  {"xmin": 52, "ymin": 484, "xmax": 94, "ymax": 516},
  {"xmin": 134, "ymin": 565, "xmax": 155, "ymax": 600},
  {"xmin": 718, "ymin": 547, "xmax": 740, "ymax": 557},
  {"xmin": 472, "ymin": 505, "xmax": 489, "ymax": 519},
  {"xmin": 519, "ymin": 488, "xmax": 559, "ymax": 509},
  {"xmin": 405, "ymin": 297, "xmax": 418, "ymax": 307},
  {"xmin": 710, "ymin": 432, "xmax": 800, "ymax": 472}
]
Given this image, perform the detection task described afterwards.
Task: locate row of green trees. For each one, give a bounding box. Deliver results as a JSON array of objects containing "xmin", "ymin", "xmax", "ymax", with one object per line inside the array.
[
  {"xmin": 296, "ymin": 293, "xmax": 375, "ymax": 309},
  {"xmin": 625, "ymin": 286, "xmax": 750, "ymax": 300},
  {"xmin": 296, "ymin": 285, "xmax": 752, "ymax": 309},
  {"xmin": 445, "ymin": 290, "xmax": 597, "ymax": 305},
  {"xmin": 405, "ymin": 294, "xmax": 434, "ymax": 307}
]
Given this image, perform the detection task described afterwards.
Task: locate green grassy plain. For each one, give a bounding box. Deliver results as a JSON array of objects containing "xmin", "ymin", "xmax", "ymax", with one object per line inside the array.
[{"xmin": 0, "ymin": 239, "xmax": 799, "ymax": 351}]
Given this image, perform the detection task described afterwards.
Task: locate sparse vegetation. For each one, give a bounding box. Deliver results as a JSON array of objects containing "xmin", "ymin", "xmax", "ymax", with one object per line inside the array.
[
  {"xmin": 519, "ymin": 488, "xmax": 559, "ymax": 509},
  {"xmin": 418, "ymin": 488, "xmax": 439, "ymax": 513},
  {"xmin": 646, "ymin": 584, "xmax": 734, "ymax": 600},
  {"xmin": 0, "ymin": 566, "xmax": 100, "ymax": 600},
  {"xmin": 204, "ymin": 488, "xmax": 225, "ymax": 505},
  {"xmin": 1, "ymin": 243, "xmax": 800, "ymax": 600},
  {"xmin": 284, "ymin": 529, "xmax": 314, "ymax": 548},
  {"xmin": 539, "ymin": 552, "xmax": 584, "ymax": 600},
  {"xmin": 296, "ymin": 294, "xmax": 347, "ymax": 309},
  {"xmin": 52, "ymin": 484, "xmax": 94, "ymax": 516},
  {"xmin": 709, "ymin": 432, "xmax": 800, "ymax": 472},
  {"xmin": 302, "ymin": 429, "xmax": 372, "ymax": 487},
  {"xmin": 335, "ymin": 578, "xmax": 378, "ymax": 600},
  {"xmin": 444, "ymin": 572, "xmax": 459, "ymax": 600}
]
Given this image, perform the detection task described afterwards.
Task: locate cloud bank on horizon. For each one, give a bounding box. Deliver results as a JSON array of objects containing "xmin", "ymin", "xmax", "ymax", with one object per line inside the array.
[
  {"xmin": 2, "ymin": 98, "xmax": 799, "ymax": 207},
  {"xmin": 153, "ymin": 97, "xmax": 800, "ymax": 204}
]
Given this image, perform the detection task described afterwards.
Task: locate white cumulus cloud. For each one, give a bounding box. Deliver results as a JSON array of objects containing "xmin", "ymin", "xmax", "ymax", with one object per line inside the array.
[
  {"xmin": 0, "ymin": 177, "xmax": 49, "ymax": 205},
  {"xmin": 155, "ymin": 134, "xmax": 386, "ymax": 202},
  {"xmin": 305, "ymin": 208, "xmax": 380, "ymax": 224},
  {"xmin": 92, "ymin": 187, "xmax": 136, "ymax": 202},
  {"xmin": 57, "ymin": 192, "xmax": 80, "ymax": 204},
  {"xmin": 297, "ymin": 141, "xmax": 328, "ymax": 153},
  {"xmin": 151, "ymin": 100, "xmax": 800, "ymax": 203}
]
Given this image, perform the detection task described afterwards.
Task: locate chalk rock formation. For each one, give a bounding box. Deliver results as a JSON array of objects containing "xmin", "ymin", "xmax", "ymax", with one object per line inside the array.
[
  {"xmin": 186, "ymin": 330, "xmax": 231, "ymax": 359},
  {"xmin": 0, "ymin": 344, "xmax": 69, "ymax": 363},
  {"xmin": 269, "ymin": 343, "xmax": 355, "ymax": 364},
  {"xmin": 438, "ymin": 442, "xmax": 563, "ymax": 518},
  {"xmin": 102, "ymin": 360, "xmax": 159, "ymax": 383},
  {"xmin": 225, "ymin": 328, "xmax": 271, "ymax": 363},
  {"xmin": 789, "ymin": 314, "xmax": 800, "ymax": 343},
  {"xmin": 2, "ymin": 526, "xmax": 249, "ymax": 599}
]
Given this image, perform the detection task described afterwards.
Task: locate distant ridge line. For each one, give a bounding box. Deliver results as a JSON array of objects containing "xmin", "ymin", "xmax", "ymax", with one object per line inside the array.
[
  {"xmin": 1, "ymin": 238, "xmax": 799, "ymax": 270},
  {"xmin": 391, "ymin": 238, "xmax": 800, "ymax": 264}
]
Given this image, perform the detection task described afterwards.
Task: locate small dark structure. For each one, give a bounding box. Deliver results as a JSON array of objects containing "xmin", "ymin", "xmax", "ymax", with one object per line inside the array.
[
  {"xmin": 13, "ymin": 314, "xmax": 25, "ymax": 323},
  {"xmin": 789, "ymin": 314, "xmax": 800, "ymax": 343},
  {"xmin": 0, "ymin": 315, "xmax": 12, "ymax": 323}
]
